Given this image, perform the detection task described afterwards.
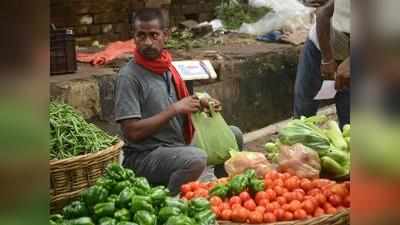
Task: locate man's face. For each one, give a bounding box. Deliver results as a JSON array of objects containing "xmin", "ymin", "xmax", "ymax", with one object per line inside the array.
[{"xmin": 134, "ymin": 19, "xmax": 168, "ymax": 60}]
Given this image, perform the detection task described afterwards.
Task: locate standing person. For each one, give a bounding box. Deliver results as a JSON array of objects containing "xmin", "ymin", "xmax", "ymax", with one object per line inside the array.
[
  {"xmin": 114, "ymin": 8, "xmax": 242, "ymax": 195},
  {"xmin": 294, "ymin": 0, "xmax": 350, "ymax": 128}
]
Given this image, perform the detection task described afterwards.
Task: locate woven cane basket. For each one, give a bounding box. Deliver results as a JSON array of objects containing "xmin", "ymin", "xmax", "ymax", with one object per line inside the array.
[
  {"xmin": 218, "ymin": 209, "xmax": 349, "ymax": 225},
  {"xmin": 50, "ymin": 140, "xmax": 124, "ymax": 211}
]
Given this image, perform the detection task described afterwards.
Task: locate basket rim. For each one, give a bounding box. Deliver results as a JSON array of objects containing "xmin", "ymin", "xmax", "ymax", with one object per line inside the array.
[
  {"xmin": 217, "ymin": 208, "xmax": 349, "ymax": 225},
  {"xmin": 49, "ymin": 140, "xmax": 124, "ymax": 166}
]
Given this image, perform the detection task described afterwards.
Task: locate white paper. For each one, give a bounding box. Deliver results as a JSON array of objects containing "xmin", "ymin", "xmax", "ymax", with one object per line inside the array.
[
  {"xmin": 314, "ymin": 80, "xmax": 337, "ymax": 100},
  {"xmin": 172, "ymin": 60, "xmax": 218, "ymax": 81}
]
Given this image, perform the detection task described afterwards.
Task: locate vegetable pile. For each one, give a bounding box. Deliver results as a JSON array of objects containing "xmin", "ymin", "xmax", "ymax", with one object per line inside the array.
[
  {"xmin": 180, "ymin": 169, "xmax": 350, "ymax": 224},
  {"xmin": 50, "ymin": 164, "xmax": 217, "ymax": 225},
  {"xmin": 265, "ymin": 116, "xmax": 351, "ymax": 178},
  {"xmin": 50, "ymin": 102, "xmax": 118, "ymax": 160}
]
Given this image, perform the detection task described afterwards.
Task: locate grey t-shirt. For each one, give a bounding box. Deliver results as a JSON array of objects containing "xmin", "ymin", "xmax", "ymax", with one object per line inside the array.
[{"xmin": 114, "ymin": 60, "xmax": 186, "ymax": 153}]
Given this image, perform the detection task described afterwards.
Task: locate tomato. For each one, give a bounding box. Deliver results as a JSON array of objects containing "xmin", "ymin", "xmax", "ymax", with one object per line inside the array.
[
  {"xmin": 212, "ymin": 206, "xmax": 221, "ymax": 216},
  {"xmin": 293, "ymin": 191, "xmax": 304, "ymax": 202},
  {"xmin": 285, "ymin": 177, "xmax": 300, "ymax": 191},
  {"xmin": 323, "ymin": 202, "xmax": 334, "ymax": 212},
  {"xmin": 255, "ymin": 191, "xmax": 267, "ymax": 204},
  {"xmin": 315, "ymin": 193, "xmax": 327, "ymax": 206},
  {"xmin": 180, "ymin": 184, "xmax": 191, "ymax": 194},
  {"xmin": 244, "ymin": 199, "xmax": 257, "ymax": 211},
  {"xmin": 289, "ymin": 200, "xmax": 302, "ymax": 212},
  {"xmin": 326, "ymin": 207, "xmax": 337, "ymax": 214},
  {"xmin": 313, "ymin": 179, "xmax": 331, "ymax": 189},
  {"xmin": 268, "ymin": 171, "xmax": 280, "ymax": 180},
  {"xmin": 302, "ymin": 199, "xmax": 315, "ymax": 215},
  {"xmin": 329, "ymin": 194, "xmax": 342, "ymax": 207},
  {"xmin": 238, "ymin": 191, "xmax": 250, "ymax": 202},
  {"xmin": 229, "ymin": 196, "xmax": 242, "ymax": 205},
  {"xmin": 265, "ymin": 203, "xmax": 276, "ymax": 213},
  {"xmin": 304, "ymin": 196, "xmax": 319, "ymax": 207},
  {"xmin": 343, "ymin": 195, "xmax": 350, "ymax": 208},
  {"xmin": 282, "ymin": 204, "xmax": 290, "ymax": 211},
  {"xmin": 337, "ymin": 206, "xmax": 346, "ymax": 212},
  {"xmin": 281, "ymin": 187, "xmax": 289, "ymax": 194},
  {"xmin": 189, "ymin": 181, "xmax": 201, "ymax": 191},
  {"xmin": 265, "ymin": 189, "xmax": 277, "ymax": 201},
  {"xmin": 231, "ymin": 203, "xmax": 242, "ymax": 210},
  {"xmin": 300, "ymin": 178, "xmax": 313, "ymax": 192},
  {"xmin": 199, "ymin": 189, "xmax": 209, "ymax": 198},
  {"xmin": 264, "ymin": 178, "xmax": 274, "ymax": 189},
  {"xmin": 220, "ymin": 202, "xmax": 231, "ymax": 211},
  {"xmin": 221, "ymin": 209, "xmax": 232, "ymax": 221},
  {"xmin": 237, "ymin": 207, "xmax": 249, "ymax": 222},
  {"xmin": 294, "ymin": 209, "xmax": 307, "ymax": 220},
  {"xmin": 263, "ymin": 212, "xmax": 277, "ymax": 223},
  {"xmin": 314, "ymin": 207, "xmax": 325, "ymax": 217},
  {"xmin": 257, "ymin": 199, "xmax": 269, "ymax": 207},
  {"xmin": 255, "ymin": 206, "xmax": 265, "ymax": 214},
  {"xmin": 308, "ymin": 188, "xmax": 322, "ymax": 196},
  {"xmin": 283, "ymin": 192, "xmax": 295, "ymax": 202},
  {"xmin": 282, "ymin": 172, "xmax": 292, "ymax": 180},
  {"xmin": 323, "ymin": 188, "xmax": 333, "ymax": 198},
  {"xmin": 273, "ymin": 179, "xmax": 284, "ymax": 187},
  {"xmin": 330, "ymin": 184, "xmax": 349, "ymax": 197},
  {"xmin": 185, "ymin": 191, "xmax": 194, "ymax": 200},
  {"xmin": 277, "ymin": 196, "xmax": 287, "ymax": 205},
  {"xmin": 210, "ymin": 196, "xmax": 223, "ymax": 206},
  {"xmin": 249, "ymin": 211, "xmax": 264, "ymax": 224},
  {"xmin": 283, "ymin": 211, "xmax": 294, "ymax": 221},
  {"xmin": 274, "ymin": 186, "xmax": 285, "ymax": 196},
  {"xmin": 231, "ymin": 208, "xmax": 241, "ymax": 222},
  {"xmin": 273, "ymin": 208, "xmax": 285, "ymax": 221}
]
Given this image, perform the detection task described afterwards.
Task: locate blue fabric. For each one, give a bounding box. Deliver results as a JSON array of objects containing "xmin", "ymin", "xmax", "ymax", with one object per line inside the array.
[
  {"xmin": 294, "ymin": 39, "xmax": 350, "ymax": 128},
  {"xmin": 256, "ymin": 31, "xmax": 283, "ymax": 42}
]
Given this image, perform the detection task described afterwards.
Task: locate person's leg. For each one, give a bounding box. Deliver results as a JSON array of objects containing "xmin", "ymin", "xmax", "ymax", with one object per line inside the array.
[
  {"xmin": 335, "ymin": 89, "xmax": 350, "ymax": 128},
  {"xmin": 123, "ymin": 146, "xmax": 207, "ymax": 195},
  {"xmin": 214, "ymin": 126, "xmax": 243, "ymax": 178},
  {"xmin": 293, "ymin": 39, "xmax": 323, "ymax": 118}
]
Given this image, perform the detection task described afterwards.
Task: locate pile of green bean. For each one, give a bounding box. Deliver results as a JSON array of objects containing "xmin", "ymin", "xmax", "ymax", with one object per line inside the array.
[{"xmin": 50, "ymin": 102, "xmax": 118, "ymax": 160}]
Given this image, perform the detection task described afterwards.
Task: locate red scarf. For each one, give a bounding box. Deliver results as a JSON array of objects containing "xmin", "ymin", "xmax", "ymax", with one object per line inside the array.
[{"xmin": 134, "ymin": 49, "xmax": 194, "ymax": 144}]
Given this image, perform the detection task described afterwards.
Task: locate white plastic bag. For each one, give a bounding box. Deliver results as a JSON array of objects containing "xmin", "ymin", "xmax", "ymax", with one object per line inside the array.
[{"xmin": 240, "ymin": 0, "xmax": 313, "ymax": 35}]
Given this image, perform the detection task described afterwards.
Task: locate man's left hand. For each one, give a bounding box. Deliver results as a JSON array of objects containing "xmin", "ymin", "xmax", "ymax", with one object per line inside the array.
[
  {"xmin": 200, "ymin": 98, "xmax": 222, "ymax": 112},
  {"xmin": 335, "ymin": 57, "xmax": 351, "ymax": 91}
]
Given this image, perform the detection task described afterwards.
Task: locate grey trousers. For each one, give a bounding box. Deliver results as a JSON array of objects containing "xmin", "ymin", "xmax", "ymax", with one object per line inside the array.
[{"xmin": 122, "ymin": 126, "xmax": 243, "ymax": 195}]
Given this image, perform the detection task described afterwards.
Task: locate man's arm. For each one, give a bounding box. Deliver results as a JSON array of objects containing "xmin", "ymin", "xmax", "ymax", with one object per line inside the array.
[
  {"xmin": 120, "ymin": 96, "xmax": 200, "ymax": 142},
  {"xmin": 335, "ymin": 56, "xmax": 350, "ymax": 90},
  {"xmin": 316, "ymin": 0, "xmax": 336, "ymax": 78}
]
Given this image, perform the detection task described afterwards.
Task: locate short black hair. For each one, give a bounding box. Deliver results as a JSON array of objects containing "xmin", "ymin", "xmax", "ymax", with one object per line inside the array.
[{"xmin": 131, "ymin": 8, "xmax": 166, "ymax": 30}]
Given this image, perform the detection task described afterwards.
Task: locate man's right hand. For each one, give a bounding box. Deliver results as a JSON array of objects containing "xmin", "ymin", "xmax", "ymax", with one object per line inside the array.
[
  {"xmin": 321, "ymin": 60, "xmax": 337, "ymax": 80},
  {"xmin": 302, "ymin": 0, "xmax": 330, "ymax": 7},
  {"xmin": 172, "ymin": 96, "xmax": 201, "ymax": 114}
]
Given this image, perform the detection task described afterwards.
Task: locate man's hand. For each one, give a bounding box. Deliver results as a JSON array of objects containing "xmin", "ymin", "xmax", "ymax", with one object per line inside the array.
[
  {"xmin": 335, "ymin": 58, "xmax": 351, "ymax": 91},
  {"xmin": 321, "ymin": 60, "xmax": 337, "ymax": 80},
  {"xmin": 172, "ymin": 96, "xmax": 201, "ymax": 114},
  {"xmin": 302, "ymin": 0, "xmax": 330, "ymax": 7},
  {"xmin": 200, "ymin": 97, "xmax": 222, "ymax": 112}
]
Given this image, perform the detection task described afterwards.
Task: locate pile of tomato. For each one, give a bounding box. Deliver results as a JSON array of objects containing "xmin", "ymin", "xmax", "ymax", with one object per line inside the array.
[{"xmin": 181, "ymin": 171, "xmax": 350, "ymax": 224}]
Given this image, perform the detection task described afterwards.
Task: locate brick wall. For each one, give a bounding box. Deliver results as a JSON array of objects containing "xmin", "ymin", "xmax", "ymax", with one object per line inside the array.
[{"xmin": 50, "ymin": 0, "xmax": 219, "ymax": 46}]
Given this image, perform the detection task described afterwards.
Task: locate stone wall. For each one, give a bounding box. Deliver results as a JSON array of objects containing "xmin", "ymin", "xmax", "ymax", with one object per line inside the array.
[{"xmin": 50, "ymin": 0, "xmax": 218, "ymax": 46}]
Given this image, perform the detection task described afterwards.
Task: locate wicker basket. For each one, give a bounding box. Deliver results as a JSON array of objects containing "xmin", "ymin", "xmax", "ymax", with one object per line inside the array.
[
  {"xmin": 50, "ymin": 140, "xmax": 124, "ymax": 211},
  {"xmin": 218, "ymin": 209, "xmax": 350, "ymax": 225}
]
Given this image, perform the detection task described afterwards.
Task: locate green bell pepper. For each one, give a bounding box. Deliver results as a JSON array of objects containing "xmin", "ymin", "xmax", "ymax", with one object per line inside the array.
[
  {"xmin": 116, "ymin": 187, "xmax": 135, "ymax": 209},
  {"xmin": 249, "ymin": 179, "xmax": 265, "ymax": 193},
  {"xmin": 190, "ymin": 197, "xmax": 210, "ymax": 212},
  {"xmin": 98, "ymin": 217, "xmax": 117, "ymax": 225},
  {"xmin": 228, "ymin": 174, "xmax": 248, "ymax": 195},
  {"xmin": 244, "ymin": 169, "xmax": 256, "ymax": 180},
  {"xmin": 132, "ymin": 177, "xmax": 151, "ymax": 195},
  {"xmin": 194, "ymin": 209, "xmax": 216, "ymax": 225},
  {"xmin": 158, "ymin": 207, "xmax": 182, "ymax": 224},
  {"xmin": 114, "ymin": 208, "xmax": 131, "ymax": 221},
  {"xmin": 209, "ymin": 184, "xmax": 229, "ymax": 198},
  {"xmin": 67, "ymin": 217, "xmax": 94, "ymax": 225},
  {"xmin": 63, "ymin": 201, "xmax": 89, "ymax": 219},
  {"xmin": 96, "ymin": 177, "xmax": 116, "ymax": 192},
  {"xmin": 124, "ymin": 168, "xmax": 135, "ymax": 179},
  {"xmin": 112, "ymin": 180, "xmax": 132, "ymax": 195},
  {"xmin": 133, "ymin": 210, "xmax": 157, "ymax": 225},
  {"xmin": 150, "ymin": 188, "xmax": 167, "ymax": 206},
  {"xmin": 165, "ymin": 215, "xmax": 195, "ymax": 225},
  {"xmin": 321, "ymin": 156, "xmax": 349, "ymax": 177},
  {"xmin": 117, "ymin": 222, "xmax": 138, "ymax": 225},
  {"xmin": 165, "ymin": 197, "xmax": 189, "ymax": 214},
  {"xmin": 81, "ymin": 185, "xmax": 109, "ymax": 207},
  {"xmin": 107, "ymin": 194, "xmax": 119, "ymax": 203},
  {"xmin": 50, "ymin": 214, "xmax": 64, "ymax": 225},
  {"xmin": 105, "ymin": 164, "xmax": 127, "ymax": 181},
  {"xmin": 94, "ymin": 202, "xmax": 116, "ymax": 218},
  {"xmin": 131, "ymin": 196, "xmax": 154, "ymax": 213}
]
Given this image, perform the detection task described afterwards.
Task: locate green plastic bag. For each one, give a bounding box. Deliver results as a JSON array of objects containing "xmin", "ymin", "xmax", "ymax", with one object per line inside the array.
[{"xmin": 192, "ymin": 104, "xmax": 239, "ymax": 165}]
